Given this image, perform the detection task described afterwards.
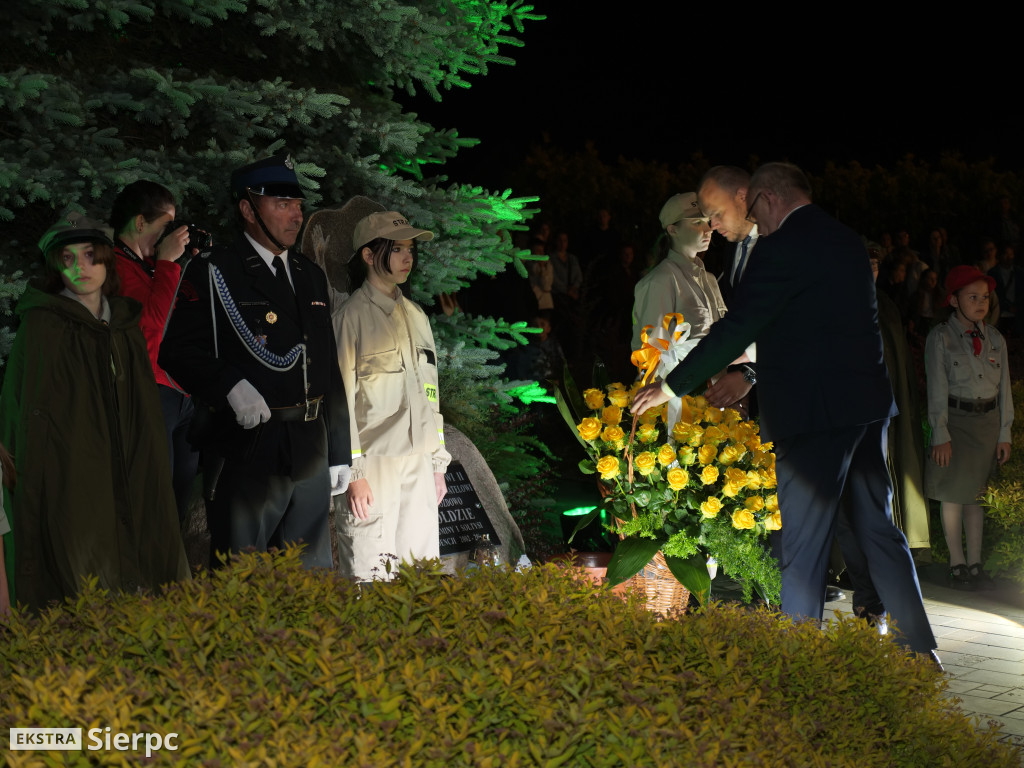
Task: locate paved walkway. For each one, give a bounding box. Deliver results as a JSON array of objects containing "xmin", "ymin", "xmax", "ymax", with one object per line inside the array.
[{"xmin": 824, "ymin": 569, "xmax": 1024, "ymax": 756}]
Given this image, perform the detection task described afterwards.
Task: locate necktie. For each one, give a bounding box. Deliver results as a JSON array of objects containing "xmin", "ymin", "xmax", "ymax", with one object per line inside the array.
[
  {"xmin": 273, "ymin": 255, "xmax": 293, "ymax": 294},
  {"xmin": 734, "ymin": 236, "xmax": 751, "ymax": 284},
  {"xmin": 966, "ymin": 327, "xmax": 982, "ymax": 356}
]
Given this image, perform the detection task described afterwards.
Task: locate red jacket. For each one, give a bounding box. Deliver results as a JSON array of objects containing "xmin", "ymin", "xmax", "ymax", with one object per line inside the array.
[{"xmin": 115, "ymin": 242, "xmax": 182, "ymax": 390}]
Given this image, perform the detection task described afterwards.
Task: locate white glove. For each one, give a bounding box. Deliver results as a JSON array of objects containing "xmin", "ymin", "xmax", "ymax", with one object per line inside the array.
[
  {"xmin": 330, "ymin": 465, "xmax": 351, "ymax": 496},
  {"xmin": 226, "ymin": 379, "xmax": 270, "ymax": 429}
]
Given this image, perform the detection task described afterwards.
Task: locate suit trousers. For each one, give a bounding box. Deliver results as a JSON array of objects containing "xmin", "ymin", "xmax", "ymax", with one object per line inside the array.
[
  {"xmin": 775, "ymin": 419, "xmax": 935, "ymax": 653},
  {"xmin": 334, "ymin": 453, "xmax": 439, "ymax": 582},
  {"xmin": 209, "ymin": 458, "xmax": 332, "ymax": 569}
]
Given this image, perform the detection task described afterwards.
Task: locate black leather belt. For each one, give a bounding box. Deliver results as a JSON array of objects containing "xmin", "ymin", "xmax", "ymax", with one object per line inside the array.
[
  {"xmin": 948, "ymin": 396, "xmax": 997, "ymax": 414},
  {"xmin": 269, "ymin": 395, "xmax": 323, "ymax": 422}
]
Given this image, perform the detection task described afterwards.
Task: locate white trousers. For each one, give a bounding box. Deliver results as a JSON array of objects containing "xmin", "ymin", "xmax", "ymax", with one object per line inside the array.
[{"xmin": 334, "ymin": 453, "xmax": 439, "ymax": 581}]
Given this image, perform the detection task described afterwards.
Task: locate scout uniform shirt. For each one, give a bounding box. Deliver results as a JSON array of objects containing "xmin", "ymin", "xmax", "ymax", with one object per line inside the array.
[
  {"xmin": 924, "ymin": 313, "xmax": 1013, "ymax": 446},
  {"xmin": 334, "ymin": 282, "xmax": 451, "ymax": 481}
]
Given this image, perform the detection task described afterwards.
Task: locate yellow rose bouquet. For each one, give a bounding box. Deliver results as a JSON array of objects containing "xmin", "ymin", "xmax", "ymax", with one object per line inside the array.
[{"xmin": 557, "ymin": 362, "xmax": 782, "ymax": 605}]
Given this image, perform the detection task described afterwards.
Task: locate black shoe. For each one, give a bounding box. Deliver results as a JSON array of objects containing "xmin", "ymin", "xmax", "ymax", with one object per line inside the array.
[
  {"xmin": 947, "ymin": 564, "xmax": 974, "ymax": 590},
  {"xmin": 967, "ymin": 563, "xmax": 995, "ymax": 591},
  {"xmin": 825, "ymin": 585, "xmax": 845, "ymax": 602}
]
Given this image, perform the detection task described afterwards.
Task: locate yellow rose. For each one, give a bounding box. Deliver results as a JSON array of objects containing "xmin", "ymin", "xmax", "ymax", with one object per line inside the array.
[
  {"xmin": 732, "ymin": 424, "xmax": 755, "ymax": 442},
  {"xmin": 578, "ymin": 417, "xmax": 602, "ymax": 441},
  {"xmin": 606, "ymin": 382, "xmax": 628, "ymax": 393},
  {"xmin": 596, "ymin": 455, "xmax": 620, "ymax": 480},
  {"xmin": 657, "ymin": 443, "xmax": 677, "ymax": 467},
  {"xmin": 745, "ymin": 470, "xmax": 762, "ymax": 490},
  {"xmin": 600, "ymin": 405, "xmax": 623, "ymax": 426},
  {"xmin": 666, "ymin": 467, "xmax": 689, "ymax": 491},
  {"xmin": 703, "ymin": 425, "xmax": 726, "ymax": 446},
  {"xmin": 745, "ymin": 495, "xmax": 765, "ymax": 512},
  {"xmin": 671, "ymin": 421, "xmax": 692, "ymax": 443},
  {"xmin": 685, "ymin": 424, "xmax": 705, "ymax": 446},
  {"xmin": 638, "ymin": 404, "xmax": 664, "ymax": 426},
  {"xmin": 722, "ymin": 408, "xmax": 743, "ymax": 425},
  {"xmin": 677, "ymin": 445, "xmax": 697, "ymax": 465},
  {"xmin": 602, "ymin": 425, "xmax": 625, "ymax": 449},
  {"xmin": 724, "ymin": 467, "xmax": 748, "ymax": 487},
  {"xmin": 732, "ymin": 508, "xmax": 756, "ymax": 530},
  {"xmin": 692, "ymin": 395, "xmax": 709, "ymax": 410},
  {"xmin": 765, "ymin": 494, "xmax": 779, "ymax": 512},
  {"xmin": 636, "ymin": 423, "xmax": 659, "ymax": 444},
  {"xmin": 634, "ymin": 451, "xmax": 657, "ymax": 476},
  {"xmin": 698, "ymin": 444, "xmax": 717, "ymax": 466},
  {"xmin": 722, "ymin": 481, "xmax": 745, "ymax": 498},
  {"xmin": 760, "ymin": 468, "xmax": 777, "ymax": 489},
  {"xmin": 676, "ymin": 402, "xmax": 697, "ymax": 426},
  {"xmin": 700, "ymin": 497, "xmax": 723, "ymax": 518},
  {"xmin": 607, "ymin": 389, "xmax": 629, "ymax": 408},
  {"xmin": 704, "ymin": 407, "xmax": 724, "ymax": 425},
  {"xmin": 764, "ymin": 511, "xmax": 782, "ymax": 531},
  {"xmin": 583, "ymin": 388, "xmax": 606, "ymax": 410},
  {"xmin": 717, "ymin": 444, "xmax": 745, "ymax": 465},
  {"xmin": 700, "ymin": 465, "xmax": 719, "ymax": 485}
]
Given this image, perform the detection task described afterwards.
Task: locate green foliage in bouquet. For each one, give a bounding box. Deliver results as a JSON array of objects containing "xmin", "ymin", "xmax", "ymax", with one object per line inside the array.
[
  {"xmin": 980, "ymin": 379, "xmax": 1024, "ymax": 584},
  {"xmin": 556, "ymin": 365, "xmax": 781, "ymax": 604}
]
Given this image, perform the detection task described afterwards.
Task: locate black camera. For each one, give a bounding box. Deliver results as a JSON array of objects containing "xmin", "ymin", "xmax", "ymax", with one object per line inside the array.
[{"xmin": 159, "ymin": 221, "xmax": 213, "ymax": 252}]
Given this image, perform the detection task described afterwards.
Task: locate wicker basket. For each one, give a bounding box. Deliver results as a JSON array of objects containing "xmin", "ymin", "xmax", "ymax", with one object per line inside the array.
[
  {"xmin": 599, "ymin": 413, "xmax": 691, "ymax": 616},
  {"xmin": 629, "ymin": 550, "xmax": 690, "ymax": 616}
]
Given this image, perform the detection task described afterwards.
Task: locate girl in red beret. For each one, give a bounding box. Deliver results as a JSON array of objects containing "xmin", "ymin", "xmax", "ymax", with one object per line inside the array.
[{"xmin": 924, "ymin": 265, "xmax": 1013, "ymax": 590}]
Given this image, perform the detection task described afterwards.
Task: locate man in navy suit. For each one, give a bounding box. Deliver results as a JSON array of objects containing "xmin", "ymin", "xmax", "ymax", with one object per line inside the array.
[{"xmin": 632, "ymin": 162, "xmax": 937, "ymax": 659}]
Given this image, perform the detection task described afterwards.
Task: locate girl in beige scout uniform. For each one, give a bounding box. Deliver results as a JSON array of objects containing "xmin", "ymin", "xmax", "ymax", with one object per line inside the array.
[
  {"xmin": 334, "ymin": 211, "xmax": 451, "ymax": 581},
  {"xmin": 925, "ymin": 265, "xmax": 1013, "ymax": 590}
]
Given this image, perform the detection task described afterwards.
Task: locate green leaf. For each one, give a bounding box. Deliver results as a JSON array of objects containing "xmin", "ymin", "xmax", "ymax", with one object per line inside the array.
[
  {"xmin": 554, "ymin": 386, "xmax": 588, "ymax": 451},
  {"xmin": 561, "ymin": 361, "xmax": 587, "ymax": 421},
  {"xmin": 567, "ymin": 507, "xmax": 602, "ymax": 544},
  {"xmin": 578, "ymin": 459, "xmax": 596, "ymax": 475},
  {"xmin": 606, "ymin": 537, "xmax": 664, "ymax": 587},
  {"xmin": 664, "ymin": 553, "xmax": 712, "ymax": 605}
]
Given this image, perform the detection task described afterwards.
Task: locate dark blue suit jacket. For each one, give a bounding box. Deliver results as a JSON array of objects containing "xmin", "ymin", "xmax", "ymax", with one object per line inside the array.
[{"xmin": 665, "ymin": 204, "xmax": 897, "ymax": 442}]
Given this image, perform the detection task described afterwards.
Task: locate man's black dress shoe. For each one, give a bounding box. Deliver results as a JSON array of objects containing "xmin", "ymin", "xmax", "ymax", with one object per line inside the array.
[{"xmin": 825, "ymin": 585, "xmax": 845, "ymax": 602}]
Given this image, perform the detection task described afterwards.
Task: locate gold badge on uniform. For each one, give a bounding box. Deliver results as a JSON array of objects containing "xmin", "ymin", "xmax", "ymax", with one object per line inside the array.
[{"xmin": 266, "ymin": 311, "xmax": 278, "ymax": 324}]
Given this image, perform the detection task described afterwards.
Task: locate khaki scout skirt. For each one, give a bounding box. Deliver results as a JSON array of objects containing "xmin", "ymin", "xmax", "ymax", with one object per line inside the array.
[{"xmin": 925, "ymin": 405, "xmax": 999, "ymax": 505}]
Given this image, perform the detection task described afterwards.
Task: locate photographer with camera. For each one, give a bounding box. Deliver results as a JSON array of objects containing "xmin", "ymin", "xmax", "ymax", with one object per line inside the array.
[{"xmin": 111, "ymin": 179, "xmax": 204, "ymax": 529}]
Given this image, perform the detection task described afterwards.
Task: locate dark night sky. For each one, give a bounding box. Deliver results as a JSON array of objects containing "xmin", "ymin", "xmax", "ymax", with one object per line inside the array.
[{"xmin": 405, "ymin": 5, "xmax": 1020, "ymax": 190}]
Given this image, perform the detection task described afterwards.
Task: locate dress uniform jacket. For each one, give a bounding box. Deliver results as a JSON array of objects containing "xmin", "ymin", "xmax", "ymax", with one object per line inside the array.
[{"xmin": 160, "ymin": 237, "xmax": 350, "ymax": 480}]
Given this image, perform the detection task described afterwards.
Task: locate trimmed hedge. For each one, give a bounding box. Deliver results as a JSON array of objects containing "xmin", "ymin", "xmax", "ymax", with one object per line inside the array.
[{"xmin": 0, "ymin": 549, "xmax": 1019, "ymax": 767}]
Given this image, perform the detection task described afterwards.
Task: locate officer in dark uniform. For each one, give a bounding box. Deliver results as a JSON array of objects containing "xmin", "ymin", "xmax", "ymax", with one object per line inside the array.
[{"xmin": 160, "ymin": 154, "xmax": 350, "ymax": 568}]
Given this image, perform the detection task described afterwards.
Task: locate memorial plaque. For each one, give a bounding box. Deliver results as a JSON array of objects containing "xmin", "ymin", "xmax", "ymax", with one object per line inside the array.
[{"xmin": 438, "ymin": 461, "xmax": 502, "ymax": 555}]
